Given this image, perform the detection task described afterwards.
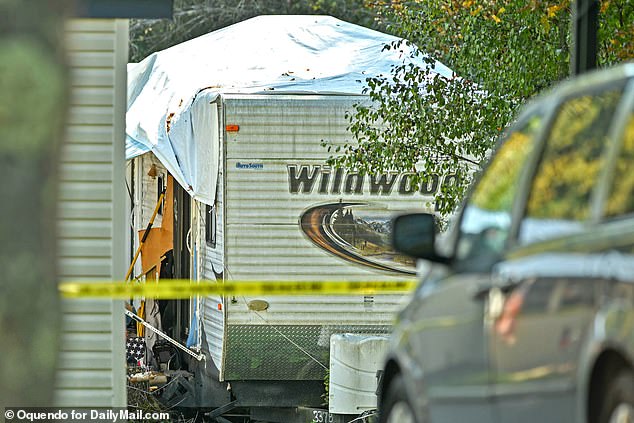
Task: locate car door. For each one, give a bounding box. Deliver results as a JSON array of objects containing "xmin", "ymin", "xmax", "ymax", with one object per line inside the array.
[
  {"xmin": 489, "ymin": 82, "xmax": 628, "ymax": 423},
  {"xmin": 412, "ymin": 107, "xmax": 548, "ymax": 422}
]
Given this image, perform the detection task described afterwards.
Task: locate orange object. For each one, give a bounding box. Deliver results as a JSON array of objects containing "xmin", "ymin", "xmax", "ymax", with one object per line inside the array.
[
  {"xmin": 226, "ymin": 124, "xmax": 239, "ymax": 132},
  {"xmin": 137, "ymin": 176, "xmax": 175, "ymax": 279}
]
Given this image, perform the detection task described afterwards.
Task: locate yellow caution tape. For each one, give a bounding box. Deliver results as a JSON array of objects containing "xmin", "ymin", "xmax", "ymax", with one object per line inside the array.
[{"xmin": 59, "ymin": 279, "xmax": 418, "ymax": 299}]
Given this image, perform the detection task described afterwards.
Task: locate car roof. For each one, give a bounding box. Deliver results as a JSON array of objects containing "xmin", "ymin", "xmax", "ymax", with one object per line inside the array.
[{"xmin": 522, "ymin": 62, "xmax": 634, "ymax": 115}]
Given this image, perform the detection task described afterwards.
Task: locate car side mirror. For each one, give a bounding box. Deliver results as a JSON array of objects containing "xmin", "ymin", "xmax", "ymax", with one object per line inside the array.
[{"xmin": 392, "ymin": 213, "xmax": 445, "ymax": 262}]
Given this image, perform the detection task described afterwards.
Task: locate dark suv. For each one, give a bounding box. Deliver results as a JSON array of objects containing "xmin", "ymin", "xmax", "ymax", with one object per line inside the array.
[{"xmin": 380, "ymin": 63, "xmax": 634, "ymax": 423}]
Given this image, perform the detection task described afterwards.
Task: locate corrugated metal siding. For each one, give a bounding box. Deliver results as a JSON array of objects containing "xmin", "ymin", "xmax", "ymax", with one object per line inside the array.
[
  {"xmin": 202, "ymin": 296, "xmax": 225, "ymax": 371},
  {"xmin": 224, "ymin": 95, "xmax": 424, "ymax": 281},
  {"xmin": 202, "ymin": 172, "xmax": 224, "ymax": 275},
  {"xmin": 224, "ymin": 95, "xmax": 359, "ymax": 160},
  {"xmin": 220, "ymin": 95, "xmax": 420, "ymax": 379},
  {"xmin": 200, "ymin": 164, "xmax": 225, "ymax": 373},
  {"xmin": 227, "ymin": 294, "xmax": 405, "ymax": 326},
  {"xmin": 56, "ymin": 19, "xmax": 127, "ymax": 407},
  {"xmin": 136, "ymin": 154, "xmax": 167, "ymax": 231}
]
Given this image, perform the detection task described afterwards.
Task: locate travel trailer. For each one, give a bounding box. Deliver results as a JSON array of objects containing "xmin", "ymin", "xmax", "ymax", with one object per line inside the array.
[{"xmin": 125, "ymin": 16, "xmax": 455, "ymax": 423}]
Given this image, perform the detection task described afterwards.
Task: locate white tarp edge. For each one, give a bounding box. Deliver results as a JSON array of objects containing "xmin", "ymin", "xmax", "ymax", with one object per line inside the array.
[{"xmin": 125, "ymin": 15, "xmax": 454, "ymax": 206}]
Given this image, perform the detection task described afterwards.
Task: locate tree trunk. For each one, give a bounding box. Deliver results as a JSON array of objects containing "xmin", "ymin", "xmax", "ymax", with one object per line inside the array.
[{"xmin": 0, "ymin": 0, "xmax": 69, "ymax": 406}]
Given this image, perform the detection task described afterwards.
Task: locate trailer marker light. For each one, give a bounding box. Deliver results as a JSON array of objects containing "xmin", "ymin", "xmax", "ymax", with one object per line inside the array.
[{"xmin": 226, "ymin": 124, "xmax": 240, "ymax": 132}]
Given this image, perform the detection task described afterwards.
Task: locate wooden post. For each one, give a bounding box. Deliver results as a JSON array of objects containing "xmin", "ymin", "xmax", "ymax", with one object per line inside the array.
[{"xmin": 571, "ymin": 0, "xmax": 599, "ymax": 75}]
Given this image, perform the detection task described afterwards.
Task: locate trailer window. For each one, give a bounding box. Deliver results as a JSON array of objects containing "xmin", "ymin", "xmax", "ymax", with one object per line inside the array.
[
  {"xmin": 455, "ymin": 112, "xmax": 542, "ymax": 271},
  {"xmin": 520, "ymin": 87, "xmax": 623, "ymax": 244},
  {"xmin": 206, "ymin": 204, "xmax": 217, "ymax": 248},
  {"xmin": 605, "ymin": 108, "xmax": 634, "ymax": 218}
]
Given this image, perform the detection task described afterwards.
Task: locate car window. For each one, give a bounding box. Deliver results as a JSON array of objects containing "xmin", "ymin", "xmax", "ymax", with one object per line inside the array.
[
  {"xmin": 455, "ymin": 113, "xmax": 543, "ymax": 271},
  {"xmin": 605, "ymin": 107, "xmax": 634, "ymax": 218},
  {"xmin": 519, "ymin": 88, "xmax": 623, "ymax": 244}
]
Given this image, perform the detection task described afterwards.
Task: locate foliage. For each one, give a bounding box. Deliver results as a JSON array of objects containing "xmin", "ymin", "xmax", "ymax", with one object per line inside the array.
[
  {"xmin": 471, "ymin": 128, "xmax": 533, "ymax": 213},
  {"xmin": 598, "ymin": 0, "xmax": 634, "ymax": 65},
  {"xmin": 129, "ymin": 0, "xmax": 634, "ymax": 217},
  {"xmin": 606, "ymin": 116, "xmax": 634, "ymax": 216},
  {"xmin": 129, "ymin": 0, "xmax": 381, "ymax": 62},
  {"xmin": 330, "ymin": 0, "xmax": 633, "ymax": 216},
  {"xmin": 526, "ymin": 89, "xmax": 622, "ymax": 220},
  {"xmin": 322, "ymin": 368, "xmax": 329, "ymax": 406},
  {"xmin": 330, "ymin": 46, "xmax": 507, "ymax": 215}
]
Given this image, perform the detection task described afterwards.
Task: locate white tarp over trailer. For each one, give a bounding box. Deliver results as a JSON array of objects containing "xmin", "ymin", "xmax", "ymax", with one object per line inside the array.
[{"xmin": 125, "ymin": 15, "xmax": 454, "ymax": 205}]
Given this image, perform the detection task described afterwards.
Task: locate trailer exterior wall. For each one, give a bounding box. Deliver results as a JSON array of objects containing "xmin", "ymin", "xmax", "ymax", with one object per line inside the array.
[
  {"xmin": 131, "ymin": 95, "xmax": 437, "ymax": 386},
  {"xmin": 136, "ymin": 154, "xmax": 167, "ymax": 233},
  {"xmin": 219, "ymin": 95, "xmax": 429, "ymax": 381},
  {"xmin": 199, "ymin": 163, "xmax": 225, "ymax": 372}
]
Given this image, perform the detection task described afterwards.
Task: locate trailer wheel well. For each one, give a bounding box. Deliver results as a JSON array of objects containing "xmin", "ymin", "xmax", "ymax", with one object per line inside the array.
[{"xmin": 587, "ymin": 348, "xmax": 632, "ymax": 423}]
